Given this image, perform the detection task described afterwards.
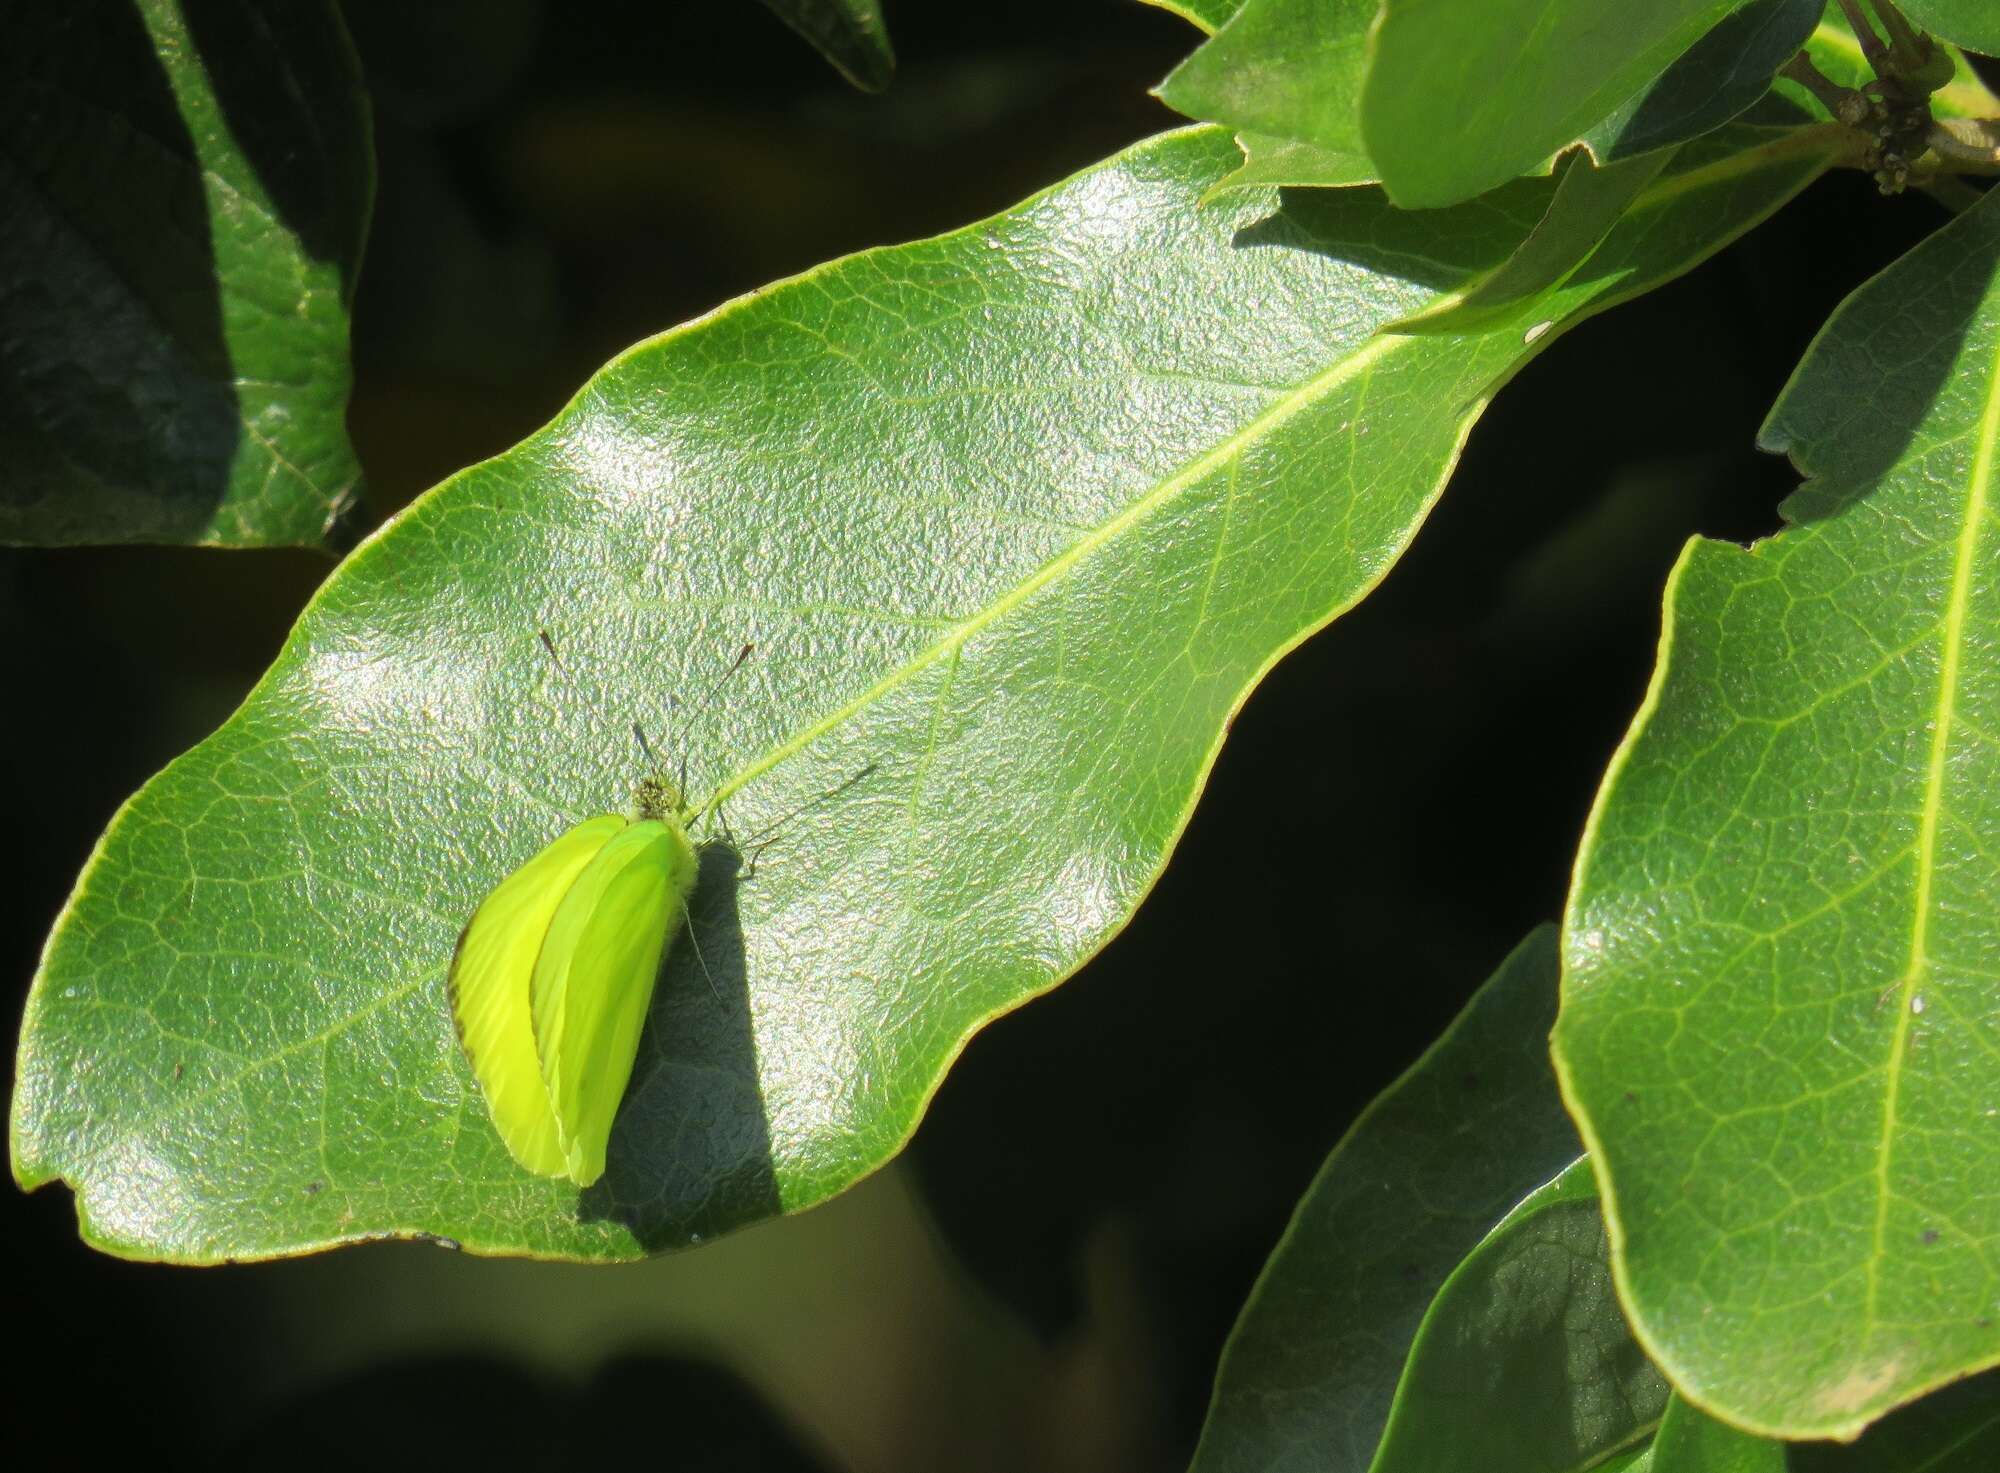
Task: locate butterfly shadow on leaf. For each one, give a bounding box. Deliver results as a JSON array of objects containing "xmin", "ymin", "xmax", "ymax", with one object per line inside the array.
[{"xmin": 577, "ymin": 841, "xmax": 781, "ymax": 1249}]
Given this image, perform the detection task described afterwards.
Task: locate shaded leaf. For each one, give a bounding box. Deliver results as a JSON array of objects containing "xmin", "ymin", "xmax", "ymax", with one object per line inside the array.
[
  {"xmin": 1395, "ymin": 149, "xmax": 1672, "ymax": 335},
  {"xmin": 756, "ymin": 0, "xmax": 894, "ymax": 93},
  {"xmin": 0, "ymin": 0, "xmax": 371, "ymax": 548},
  {"xmin": 1370, "ymin": 1159, "xmax": 1668, "ymax": 1473},
  {"xmin": 9, "ymin": 121, "xmax": 1841, "ymax": 1263},
  {"xmin": 1556, "ymin": 180, "xmax": 2000, "ymax": 1438},
  {"xmin": 1579, "ymin": 0, "xmax": 1823, "ymax": 164},
  {"xmin": 1363, "ymin": 0, "xmax": 1753, "ymax": 207},
  {"xmin": 1191, "ymin": 928, "xmax": 1584, "ymax": 1472}
]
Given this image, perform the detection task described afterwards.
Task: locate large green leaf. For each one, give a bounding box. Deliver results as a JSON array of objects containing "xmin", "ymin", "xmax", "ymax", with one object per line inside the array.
[
  {"xmin": 1556, "ymin": 182, "xmax": 2000, "ymax": 1437},
  {"xmin": 1895, "ymin": 1, "xmax": 2000, "ymax": 58},
  {"xmin": 0, "ymin": 0, "xmax": 371, "ymax": 548},
  {"xmin": 10, "ymin": 122, "xmax": 1841, "ymax": 1263},
  {"xmin": 1364, "ymin": 0, "xmax": 1755, "ymax": 207},
  {"xmin": 1192, "ymin": 928, "xmax": 1586, "ymax": 1473},
  {"xmin": 755, "ymin": 0, "xmax": 894, "ymax": 93}
]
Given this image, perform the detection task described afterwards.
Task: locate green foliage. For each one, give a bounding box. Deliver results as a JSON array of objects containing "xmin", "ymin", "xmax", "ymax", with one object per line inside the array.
[
  {"xmin": 1156, "ymin": 0, "xmax": 1378, "ymax": 186},
  {"xmin": 1579, "ymin": 0, "xmax": 1824, "ymax": 163},
  {"xmin": 1192, "ymin": 929, "xmax": 1586, "ymax": 1472},
  {"xmin": 0, "ymin": 0, "xmax": 370, "ymax": 548},
  {"xmin": 9, "ymin": 118, "xmax": 1835, "ymax": 1262},
  {"xmin": 1556, "ymin": 183, "xmax": 2000, "ymax": 1438},
  {"xmin": 1363, "ymin": 1, "xmax": 1755, "ymax": 206},
  {"xmin": 11, "ymin": 1, "xmax": 2000, "ymax": 1466}
]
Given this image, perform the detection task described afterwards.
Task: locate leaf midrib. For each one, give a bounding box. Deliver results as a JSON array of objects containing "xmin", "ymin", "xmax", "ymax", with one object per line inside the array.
[
  {"xmin": 705, "ymin": 332, "xmax": 1405, "ymax": 814},
  {"xmin": 1865, "ymin": 328, "xmax": 2000, "ymax": 1321}
]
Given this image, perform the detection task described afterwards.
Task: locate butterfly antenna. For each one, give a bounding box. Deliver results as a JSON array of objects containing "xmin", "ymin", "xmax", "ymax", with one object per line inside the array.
[
  {"xmin": 669, "ymin": 641, "xmax": 755, "ymax": 795},
  {"xmin": 679, "ymin": 898, "xmax": 725, "ymax": 1012}
]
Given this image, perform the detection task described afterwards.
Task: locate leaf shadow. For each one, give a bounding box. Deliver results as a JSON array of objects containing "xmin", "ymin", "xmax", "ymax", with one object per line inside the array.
[
  {"xmin": 1766, "ymin": 197, "xmax": 2000, "ymax": 529},
  {"xmin": 578, "ymin": 842, "xmax": 781, "ymax": 1249},
  {"xmin": 0, "ymin": 3, "xmax": 238, "ymax": 543},
  {"xmin": 1228, "ymin": 175, "xmax": 1556, "ymax": 292}
]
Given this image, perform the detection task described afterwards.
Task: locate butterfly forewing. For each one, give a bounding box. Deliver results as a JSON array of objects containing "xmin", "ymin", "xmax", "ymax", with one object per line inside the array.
[
  {"xmin": 449, "ymin": 814, "xmax": 626, "ymax": 1180},
  {"xmin": 530, "ymin": 817, "xmax": 699, "ymax": 1186}
]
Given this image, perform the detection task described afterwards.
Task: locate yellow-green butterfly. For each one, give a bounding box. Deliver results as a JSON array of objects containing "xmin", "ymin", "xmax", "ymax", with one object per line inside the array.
[{"xmin": 448, "ymin": 638, "xmax": 747, "ymax": 1187}]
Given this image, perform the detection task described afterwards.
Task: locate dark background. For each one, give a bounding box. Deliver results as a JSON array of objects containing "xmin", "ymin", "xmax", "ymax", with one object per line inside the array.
[{"xmin": 0, "ymin": 1, "xmax": 1959, "ymax": 1466}]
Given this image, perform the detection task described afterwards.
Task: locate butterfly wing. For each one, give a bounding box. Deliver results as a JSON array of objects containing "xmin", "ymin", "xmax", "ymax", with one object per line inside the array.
[
  {"xmin": 531, "ymin": 817, "xmax": 700, "ymax": 1186},
  {"xmin": 449, "ymin": 814, "xmax": 626, "ymax": 1180}
]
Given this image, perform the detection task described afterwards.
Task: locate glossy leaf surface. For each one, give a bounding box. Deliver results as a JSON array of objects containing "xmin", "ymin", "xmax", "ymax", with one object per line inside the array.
[
  {"xmin": 1557, "ymin": 183, "xmax": 2000, "ymax": 1438},
  {"xmin": 0, "ymin": 0, "xmax": 370, "ymax": 548},
  {"xmin": 1192, "ymin": 928, "xmax": 1585, "ymax": 1472},
  {"xmin": 1363, "ymin": 0, "xmax": 1753, "ymax": 207},
  {"xmin": 11, "ymin": 122, "xmax": 1840, "ymax": 1263},
  {"xmin": 755, "ymin": 0, "xmax": 894, "ymax": 92}
]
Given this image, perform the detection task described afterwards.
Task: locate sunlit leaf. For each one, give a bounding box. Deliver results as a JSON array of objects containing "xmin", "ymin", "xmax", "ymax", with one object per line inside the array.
[
  {"xmin": 10, "ymin": 121, "xmax": 1840, "ymax": 1263},
  {"xmin": 1556, "ymin": 180, "xmax": 2000, "ymax": 1439}
]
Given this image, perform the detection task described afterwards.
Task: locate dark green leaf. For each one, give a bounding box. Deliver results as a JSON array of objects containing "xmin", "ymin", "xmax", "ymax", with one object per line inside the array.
[
  {"xmin": 1394, "ymin": 149, "xmax": 1672, "ymax": 335},
  {"xmin": 9, "ymin": 121, "xmax": 1840, "ymax": 1263},
  {"xmin": 756, "ymin": 0, "xmax": 895, "ymax": 93},
  {"xmin": 1371, "ymin": 1159, "xmax": 1669, "ymax": 1473},
  {"xmin": 1579, "ymin": 0, "xmax": 1823, "ymax": 164},
  {"xmin": 1192, "ymin": 928, "xmax": 1584, "ymax": 1472},
  {"xmin": 1363, "ymin": 0, "xmax": 1753, "ymax": 207},
  {"xmin": 1556, "ymin": 180, "xmax": 2000, "ymax": 1439},
  {"xmin": 0, "ymin": 0, "xmax": 371, "ymax": 548}
]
